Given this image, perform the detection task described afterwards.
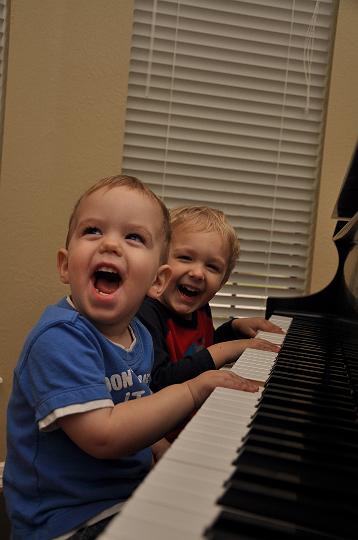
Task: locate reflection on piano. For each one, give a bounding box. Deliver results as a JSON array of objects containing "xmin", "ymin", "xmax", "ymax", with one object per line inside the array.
[{"xmin": 100, "ymin": 142, "xmax": 358, "ymax": 540}]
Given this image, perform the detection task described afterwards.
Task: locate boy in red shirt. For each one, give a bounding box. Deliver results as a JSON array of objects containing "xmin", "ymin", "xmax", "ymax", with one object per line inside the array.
[{"xmin": 137, "ymin": 205, "xmax": 282, "ymax": 395}]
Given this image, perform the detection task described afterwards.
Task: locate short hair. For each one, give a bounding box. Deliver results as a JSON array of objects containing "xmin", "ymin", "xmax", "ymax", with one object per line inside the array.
[
  {"xmin": 169, "ymin": 205, "xmax": 239, "ymax": 282},
  {"xmin": 65, "ymin": 175, "xmax": 171, "ymax": 262}
]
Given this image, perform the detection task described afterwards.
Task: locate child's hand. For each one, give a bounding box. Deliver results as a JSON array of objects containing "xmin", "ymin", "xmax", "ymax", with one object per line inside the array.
[
  {"xmin": 242, "ymin": 337, "xmax": 281, "ymax": 353},
  {"xmin": 186, "ymin": 370, "xmax": 259, "ymax": 408},
  {"xmin": 232, "ymin": 316, "xmax": 284, "ymax": 337},
  {"xmin": 208, "ymin": 336, "xmax": 280, "ymax": 369}
]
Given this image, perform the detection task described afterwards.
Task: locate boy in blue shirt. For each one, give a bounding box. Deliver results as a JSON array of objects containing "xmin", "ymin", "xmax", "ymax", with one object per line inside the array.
[{"xmin": 4, "ymin": 176, "xmax": 258, "ymax": 540}]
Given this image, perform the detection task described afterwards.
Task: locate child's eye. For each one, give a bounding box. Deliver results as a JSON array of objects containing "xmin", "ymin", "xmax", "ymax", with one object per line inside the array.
[
  {"xmin": 126, "ymin": 233, "xmax": 145, "ymax": 244},
  {"xmin": 83, "ymin": 226, "xmax": 102, "ymax": 236},
  {"xmin": 207, "ymin": 263, "xmax": 221, "ymax": 273},
  {"xmin": 175, "ymin": 253, "xmax": 191, "ymax": 261}
]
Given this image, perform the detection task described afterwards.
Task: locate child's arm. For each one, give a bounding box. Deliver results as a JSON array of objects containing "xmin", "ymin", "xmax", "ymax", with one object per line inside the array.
[
  {"xmin": 231, "ymin": 317, "xmax": 284, "ymax": 337},
  {"xmin": 214, "ymin": 316, "xmax": 284, "ymax": 342},
  {"xmin": 57, "ymin": 370, "xmax": 258, "ymax": 460},
  {"xmin": 137, "ymin": 298, "xmax": 216, "ymax": 391},
  {"xmin": 207, "ymin": 337, "xmax": 280, "ymax": 369}
]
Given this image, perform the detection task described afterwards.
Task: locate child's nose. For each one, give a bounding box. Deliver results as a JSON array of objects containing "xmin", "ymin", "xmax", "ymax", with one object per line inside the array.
[
  {"xmin": 188, "ymin": 264, "xmax": 205, "ymax": 280},
  {"xmin": 99, "ymin": 236, "xmax": 123, "ymax": 255}
]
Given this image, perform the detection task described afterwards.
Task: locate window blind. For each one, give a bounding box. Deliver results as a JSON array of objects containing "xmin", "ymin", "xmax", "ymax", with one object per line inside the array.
[{"xmin": 122, "ymin": 0, "xmax": 338, "ymax": 325}]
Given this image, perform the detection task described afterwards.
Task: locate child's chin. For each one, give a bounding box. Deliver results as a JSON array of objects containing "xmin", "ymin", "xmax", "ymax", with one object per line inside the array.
[{"xmin": 176, "ymin": 302, "xmax": 196, "ymax": 316}]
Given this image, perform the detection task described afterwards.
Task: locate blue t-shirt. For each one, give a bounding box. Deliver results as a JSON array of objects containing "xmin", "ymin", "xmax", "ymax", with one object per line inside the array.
[{"xmin": 4, "ymin": 298, "xmax": 154, "ymax": 540}]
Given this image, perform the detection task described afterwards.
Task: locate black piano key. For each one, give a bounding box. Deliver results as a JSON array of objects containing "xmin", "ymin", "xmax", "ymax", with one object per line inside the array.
[
  {"xmin": 259, "ymin": 393, "xmax": 357, "ymax": 420},
  {"xmin": 225, "ymin": 471, "xmax": 358, "ymax": 511},
  {"xmin": 250, "ymin": 410, "xmax": 358, "ymax": 446},
  {"xmin": 270, "ymin": 369, "xmax": 349, "ymax": 387},
  {"xmin": 277, "ymin": 348, "xmax": 343, "ymax": 360},
  {"xmin": 239, "ymin": 431, "xmax": 358, "ymax": 469},
  {"xmin": 262, "ymin": 383, "xmax": 357, "ymax": 413},
  {"xmin": 245, "ymin": 422, "xmax": 358, "ymax": 454},
  {"xmin": 266, "ymin": 373, "xmax": 354, "ymax": 398},
  {"xmin": 205, "ymin": 508, "xmax": 343, "ymax": 539},
  {"xmin": 216, "ymin": 475, "xmax": 357, "ymax": 539},
  {"xmin": 253, "ymin": 403, "xmax": 358, "ymax": 430},
  {"xmin": 273, "ymin": 362, "xmax": 348, "ymax": 378},
  {"xmin": 262, "ymin": 384, "xmax": 356, "ymax": 407},
  {"xmin": 230, "ymin": 446, "xmax": 358, "ymax": 491}
]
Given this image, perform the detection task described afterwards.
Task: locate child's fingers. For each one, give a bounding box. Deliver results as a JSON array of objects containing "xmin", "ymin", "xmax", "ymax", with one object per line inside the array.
[
  {"xmin": 210, "ymin": 370, "xmax": 259, "ymax": 393},
  {"xmin": 264, "ymin": 321, "xmax": 285, "ymax": 334},
  {"xmin": 227, "ymin": 372, "xmax": 259, "ymax": 392},
  {"xmin": 188, "ymin": 370, "xmax": 258, "ymax": 407},
  {"xmin": 247, "ymin": 338, "xmax": 280, "ymax": 352}
]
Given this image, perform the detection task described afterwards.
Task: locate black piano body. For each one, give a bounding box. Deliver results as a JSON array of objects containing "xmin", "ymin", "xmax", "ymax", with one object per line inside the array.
[{"xmin": 205, "ymin": 145, "xmax": 358, "ymax": 539}]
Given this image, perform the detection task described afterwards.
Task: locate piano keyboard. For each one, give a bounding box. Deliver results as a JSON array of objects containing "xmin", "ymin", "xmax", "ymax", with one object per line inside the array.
[{"xmin": 99, "ymin": 315, "xmax": 290, "ymax": 540}]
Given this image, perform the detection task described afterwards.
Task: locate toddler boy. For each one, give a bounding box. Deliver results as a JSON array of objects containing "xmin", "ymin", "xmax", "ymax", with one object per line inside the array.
[
  {"xmin": 137, "ymin": 205, "xmax": 282, "ymax": 392},
  {"xmin": 4, "ymin": 178, "xmax": 258, "ymax": 540}
]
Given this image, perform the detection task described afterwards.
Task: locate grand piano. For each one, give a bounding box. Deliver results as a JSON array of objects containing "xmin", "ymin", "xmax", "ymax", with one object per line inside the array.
[{"xmin": 99, "ymin": 142, "xmax": 358, "ymax": 540}]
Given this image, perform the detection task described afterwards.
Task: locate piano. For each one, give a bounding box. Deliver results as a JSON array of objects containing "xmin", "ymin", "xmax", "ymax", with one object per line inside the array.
[{"xmin": 99, "ymin": 142, "xmax": 358, "ymax": 540}]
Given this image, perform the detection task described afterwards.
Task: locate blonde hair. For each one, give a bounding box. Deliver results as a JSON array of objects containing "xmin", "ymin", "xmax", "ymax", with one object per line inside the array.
[
  {"xmin": 170, "ymin": 205, "xmax": 239, "ymax": 282},
  {"xmin": 66, "ymin": 175, "xmax": 171, "ymax": 262}
]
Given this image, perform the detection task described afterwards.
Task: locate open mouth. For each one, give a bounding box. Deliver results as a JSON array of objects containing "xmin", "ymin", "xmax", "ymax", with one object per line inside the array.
[
  {"xmin": 177, "ymin": 284, "xmax": 200, "ymax": 298},
  {"xmin": 93, "ymin": 267, "xmax": 121, "ymax": 295}
]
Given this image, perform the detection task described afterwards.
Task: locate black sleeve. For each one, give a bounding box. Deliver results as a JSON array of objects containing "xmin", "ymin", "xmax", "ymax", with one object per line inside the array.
[
  {"xmin": 137, "ymin": 298, "xmax": 216, "ymax": 392},
  {"xmin": 213, "ymin": 318, "xmax": 247, "ymax": 343}
]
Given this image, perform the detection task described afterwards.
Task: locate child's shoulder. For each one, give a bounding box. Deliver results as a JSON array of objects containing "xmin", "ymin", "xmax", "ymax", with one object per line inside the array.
[
  {"xmin": 37, "ymin": 298, "xmax": 81, "ymax": 329},
  {"xmin": 137, "ymin": 296, "xmax": 173, "ymax": 332},
  {"xmin": 138, "ymin": 296, "xmax": 168, "ymax": 317},
  {"xmin": 23, "ymin": 298, "xmax": 90, "ymax": 353}
]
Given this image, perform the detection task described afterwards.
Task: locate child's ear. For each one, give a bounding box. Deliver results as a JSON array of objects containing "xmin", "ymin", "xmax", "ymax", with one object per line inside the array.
[
  {"xmin": 148, "ymin": 264, "xmax": 171, "ymax": 299},
  {"xmin": 57, "ymin": 248, "xmax": 70, "ymax": 284}
]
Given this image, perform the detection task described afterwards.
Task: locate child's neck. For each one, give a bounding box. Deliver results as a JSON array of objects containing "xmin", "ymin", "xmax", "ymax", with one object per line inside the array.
[
  {"xmin": 67, "ymin": 296, "xmax": 134, "ymax": 348},
  {"xmin": 99, "ymin": 325, "xmax": 134, "ymax": 348}
]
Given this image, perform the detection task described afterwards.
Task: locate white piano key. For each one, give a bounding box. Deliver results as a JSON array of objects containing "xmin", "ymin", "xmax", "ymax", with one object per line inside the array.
[
  {"xmin": 255, "ymin": 330, "xmax": 286, "ymax": 344},
  {"xmin": 140, "ymin": 457, "xmax": 231, "ymax": 507},
  {"xmin": 132, "ymin": 478, "xmax": 218, "ymax": 517},
  {"xmin": 124, "ymin": 481, "xmax": 222, "ymax": 538},
  {"xmin": 139, "ymin": 460, "xmax": 226, "ymax": 493},
  {"xmin": 194, "ymin": 406, "xmax": 254, "ymax": 428},
  {"xmin": 232, "ymin": 364, "xmax": 273, "ymax": 381},
  {"xmin": 181, "ymin": 414, "xmax": 250, "ymax": 440},
  {"xmin": 200, "ymin": 394, "xmax": 260, "ymax": 416},
  {"xmin": 180, "ymin": 422, "xmax": 244, "ymax": 447},
  {"xmin": 163, "ymin": 441, "xmax": 235, "ymax": 473},
  {"xmin": 116, "ymin": 498, "xmax": 218, "ymax": 538},
  {"xmin": 170, "ymin": 434, "xmax": 240, "ymax": 457},
  {"xmin": 234, "ymin": 348, "xmax": 278, "ymax": 363},
  {"xmin": 232, "ymin": 347, "xmax": 278, "ymax": 382},
  {"xmin": 203, "ymin": 386, "xmax": 263, "ymax": 405},
  {"xmin": 101, "ymin": 511, "xmax": 203, "ymax": 540},
  {"xmin": 269, "ymin": 315, "xmax": 292, "ymax": 331}
]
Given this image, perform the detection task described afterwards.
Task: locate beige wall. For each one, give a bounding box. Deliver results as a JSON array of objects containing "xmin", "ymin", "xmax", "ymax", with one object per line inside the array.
[
  {"xmin": 0, "ymin": 0, "xmax": 357, "ymax": 461},
  {"xmin": 0, "ymin": 0, "xmax": 134, "ymax": 459},
  {"xmin": 310, "ymin": 0, "xmax": 358, "ymax": 292}
]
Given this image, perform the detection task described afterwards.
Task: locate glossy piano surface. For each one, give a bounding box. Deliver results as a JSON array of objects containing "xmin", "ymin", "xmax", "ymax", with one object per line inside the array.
[{"xmin": 266, "ymin": 140, "xmax": 358, "ymax": 322}]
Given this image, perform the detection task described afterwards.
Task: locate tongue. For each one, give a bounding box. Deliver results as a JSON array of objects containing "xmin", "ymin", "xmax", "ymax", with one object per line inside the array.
[{"xmin": 95, "ymin": 277, "xmax": 118, "ymax": 295}]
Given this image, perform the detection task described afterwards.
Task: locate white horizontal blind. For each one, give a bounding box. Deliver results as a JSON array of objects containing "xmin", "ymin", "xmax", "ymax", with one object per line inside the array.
[{"xmin": 122, "ymin": 0, "xmax": 338, "ymax": 325}]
